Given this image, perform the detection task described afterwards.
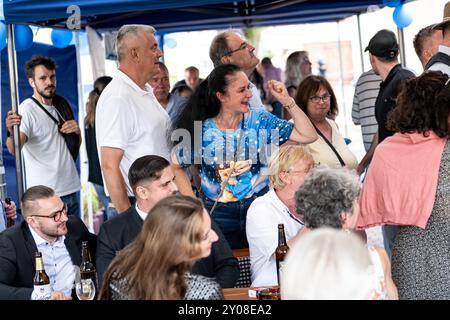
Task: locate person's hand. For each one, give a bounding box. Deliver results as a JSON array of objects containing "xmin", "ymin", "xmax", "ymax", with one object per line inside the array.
[
  {"xmin": 5, "ymin": 111, "xmax": 22, "ymax": 135},
  {"xmin": 267, "ymin": 80, "xmax": 291, "ymax": 106},
  {"xmin": 229, "ymin": 160, "xmax": 252, "ymax": 177},
  {"xmin": 3, "ymin": 200, "xmax": 16, "ymax": 221},
  {"xmin": 50, "ymin": 291, "xmax": 72, "ymax": 300},
  {"xmin": 60, "ymin": 120, "xmax": 80, "ymax": 135}
]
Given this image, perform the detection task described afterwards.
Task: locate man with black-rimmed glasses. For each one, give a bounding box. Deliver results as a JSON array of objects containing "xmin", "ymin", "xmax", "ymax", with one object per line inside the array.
[
  {"xmin": 210, "ymin": 31, "xmax": 265, "ymax": 111},
  {"xmin": 0, "ymin": 185, "xmax": 96, "ymax": 300}
]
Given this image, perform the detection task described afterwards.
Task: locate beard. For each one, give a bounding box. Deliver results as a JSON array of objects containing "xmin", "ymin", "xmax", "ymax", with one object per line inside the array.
[{"xmin": 37, "ymin": 87, "xmax": 56, "ymax": 99}]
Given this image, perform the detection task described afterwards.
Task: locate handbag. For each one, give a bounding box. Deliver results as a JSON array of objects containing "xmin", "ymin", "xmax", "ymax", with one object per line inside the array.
[
  {"xmin": 31, "ymin": 96, "xmax": 80, "ymax": 161},
  {"xmin": 312, "ymin": 122, "xmax": 346, "ymax": 167}
]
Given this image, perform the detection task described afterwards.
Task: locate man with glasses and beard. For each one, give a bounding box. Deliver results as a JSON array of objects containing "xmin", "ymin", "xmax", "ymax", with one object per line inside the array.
[
  {"xmin": 6, "ymin": 56, "xmax": 81, "ymax": 217},
  {"xmin": 0, "ymin": 185, "xmax": 96, "ymax": 300}
]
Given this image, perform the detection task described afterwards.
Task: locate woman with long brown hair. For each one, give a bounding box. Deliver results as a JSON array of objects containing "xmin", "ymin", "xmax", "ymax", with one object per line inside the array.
[{"xmin": 99, "ymin": 195, "xmax": 221, "ymax": 300}]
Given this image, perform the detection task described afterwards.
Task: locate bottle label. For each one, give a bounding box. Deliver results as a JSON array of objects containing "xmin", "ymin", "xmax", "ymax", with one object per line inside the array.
[{"xmin": 33, "ymin": 284, "xmax": 51, "ymax": 300}]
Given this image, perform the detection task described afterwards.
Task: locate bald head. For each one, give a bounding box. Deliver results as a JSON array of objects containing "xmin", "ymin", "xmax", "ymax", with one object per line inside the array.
[{"xmin": 116, "ymin": 24, "xmax": 156, "ymax": 62}]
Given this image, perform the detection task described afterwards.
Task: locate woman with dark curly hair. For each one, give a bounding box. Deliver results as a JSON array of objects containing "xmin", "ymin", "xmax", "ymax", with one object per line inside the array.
[{"xmin": 357, "ymin": 71, "xmax": 450, "ymax": 299}]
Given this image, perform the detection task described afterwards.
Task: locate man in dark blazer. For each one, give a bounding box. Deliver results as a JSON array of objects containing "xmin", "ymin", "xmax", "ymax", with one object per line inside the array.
[
  {"xmin": 97, "ymin": 155, "xmax": 239, "ymax": 288},
  {"xmin": 0, "ymin": 185, "xmax": 96, "ymax": 300}
]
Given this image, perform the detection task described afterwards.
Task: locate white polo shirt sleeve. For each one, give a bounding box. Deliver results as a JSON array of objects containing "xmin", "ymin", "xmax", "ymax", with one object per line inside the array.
[{"xmin": 96, "ymin": 95, "xmax": 132, "ymax": 150}]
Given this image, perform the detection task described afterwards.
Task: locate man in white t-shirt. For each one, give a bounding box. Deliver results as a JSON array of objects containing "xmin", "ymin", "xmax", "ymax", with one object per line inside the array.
[
  {"xmin": 96, "ymin": 24, "xmax": 171, "ymax": 214},
  {"xmin": 6, "ymin": 56, "xmax": 81, "ymax": 217},
  {"xmin": 246, "ymin": 145, "xmax": 314, "ymax": 287}
]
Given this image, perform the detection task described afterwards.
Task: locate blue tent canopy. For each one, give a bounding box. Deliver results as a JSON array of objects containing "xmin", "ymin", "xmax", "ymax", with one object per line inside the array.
[{"xmin": 3, "ymin": 0, "xmax": 395, "ymax": 33}]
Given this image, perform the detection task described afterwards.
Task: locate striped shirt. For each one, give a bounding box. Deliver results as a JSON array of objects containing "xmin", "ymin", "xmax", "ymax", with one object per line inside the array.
[{"xmin": 352, "ymin": 70, "xmax": 381, "ymax": 151}]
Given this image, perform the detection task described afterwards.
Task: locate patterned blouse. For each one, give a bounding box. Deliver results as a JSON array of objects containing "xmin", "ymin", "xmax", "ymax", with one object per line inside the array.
[
  {"xmin": 175, "ymin": 110, "xmax": 293, "ymax": 202},
  {"xmin": 107, "ymin": 273, "xmax": 224, "ymax": 300}
]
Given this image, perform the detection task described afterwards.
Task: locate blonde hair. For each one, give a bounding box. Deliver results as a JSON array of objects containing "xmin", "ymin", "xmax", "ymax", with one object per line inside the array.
[
  {"xmin": 268, "ymin": 145, "xmax": 314, "ymax": 189},
  {"xmin": 281, "ymin": 228, "xmax": 373, "ymax": 300}
]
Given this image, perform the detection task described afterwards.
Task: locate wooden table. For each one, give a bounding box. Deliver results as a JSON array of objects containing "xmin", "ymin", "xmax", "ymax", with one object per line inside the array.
[{"xmin": 223, "ymin": 287, "xmax": 257, "ymax": 300}]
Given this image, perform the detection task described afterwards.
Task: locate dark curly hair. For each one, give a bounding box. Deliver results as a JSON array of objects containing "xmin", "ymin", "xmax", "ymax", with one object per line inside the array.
[{"xmin": 387, "ymin": 71, "xmax": 450, "ymax": 137}]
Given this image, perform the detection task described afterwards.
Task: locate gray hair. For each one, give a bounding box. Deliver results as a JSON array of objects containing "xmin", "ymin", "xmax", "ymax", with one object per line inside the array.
[
  {"xmin": 281, "ymin": 228, "xmax": 373, "ymax": 300},
  {"xmin": 295, "ymin": 166, "xmax": 360, "ymax": 229},
  {"xmin": 284, "ymin": 51, "xmax": 309, "ymax": 88},
  {"xmin": 209, "ymin": 31, "xmax": 235, "ymax": 67},
  {"xmin": 116, "ymin": 24, "xmax": 156, "ymax": 62}
]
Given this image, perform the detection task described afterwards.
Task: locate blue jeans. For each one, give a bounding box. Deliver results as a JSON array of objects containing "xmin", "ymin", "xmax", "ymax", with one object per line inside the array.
[
  {"xmin": 382, "ymin": 225, "xmax": 398, "ymax": 259},
  {"xmin": 202, "ymin": 186, "xmax": 269, "ymax": 250},
  {"xmin": 93, "ymin": 183, "xmax": 117, "ymax": 220},
  {"xmin": 61, "ymin": 192, "xmax": 80, "ymax": 218}
]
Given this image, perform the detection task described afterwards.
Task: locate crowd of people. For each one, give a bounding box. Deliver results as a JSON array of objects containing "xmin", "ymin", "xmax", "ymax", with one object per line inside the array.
[{"xmin": 2, "ymin": 1, "xmax": 450, "ymax": 300}]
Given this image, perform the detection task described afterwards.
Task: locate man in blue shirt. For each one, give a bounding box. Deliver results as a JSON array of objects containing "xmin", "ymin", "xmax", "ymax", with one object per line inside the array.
[{"xmin": 0, "ymin": 185, "xmax": 96, "ymax": 300}]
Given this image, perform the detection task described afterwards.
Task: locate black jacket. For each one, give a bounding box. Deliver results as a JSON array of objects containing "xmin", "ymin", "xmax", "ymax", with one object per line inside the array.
[
  {"xmin": 96, "ymin": 205, "xmax": 239, "ymax": 288},
  {"xmin": 0, "ymin": 216, "xmax": 97, "ymax": 300}
]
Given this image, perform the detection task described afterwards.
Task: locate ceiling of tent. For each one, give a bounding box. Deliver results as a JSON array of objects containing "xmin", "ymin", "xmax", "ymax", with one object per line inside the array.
[{"xmin": 2, "ymin": 0, "xmax": 404, "ymax": 33}]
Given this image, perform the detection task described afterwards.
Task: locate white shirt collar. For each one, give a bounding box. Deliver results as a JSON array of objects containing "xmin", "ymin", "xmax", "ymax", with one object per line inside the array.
[
  {"xmin": 269, "ymin": 189, "xmax": 304, "ymax": 225},
  {"xmin": 115, "ymin": 69, "xmax": 153, "ymax": 96},
  {"xmin": 439, "ymin": 44, "xmax": 450, "ymax": 56},
  {"xmin": 135, "ymin": 203, "xmax": 148, "ymax": 221},
  {"xmin": 28, "ymin": 224, "xmax": 65, "ymax": 247}
]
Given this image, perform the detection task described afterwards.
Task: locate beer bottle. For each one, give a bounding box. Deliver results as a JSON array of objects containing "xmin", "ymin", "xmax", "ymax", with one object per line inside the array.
[
  {"xmin": 275, "ymin": 223, "xmax": 289, "ymax": 285},
  {"xmin": 79, "ymin": 241, "xmax": 98, "ymax": 298},
  {"xmin": 5, "ymin": 197, "xmax": 14, "ymax": 228},
  {"xmin": 33, "ymin": 252, "xmax": 51, "ymax": 300}
]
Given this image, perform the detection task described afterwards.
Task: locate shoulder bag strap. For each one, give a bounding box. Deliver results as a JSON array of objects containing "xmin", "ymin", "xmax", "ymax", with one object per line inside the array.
[
  {"xmin": 312, "ymin": 121, "xmax": 346, "ymax": 167},
  {"xmin": 30, "ymin": 97, "xmax": 60, "ymax": 125}
]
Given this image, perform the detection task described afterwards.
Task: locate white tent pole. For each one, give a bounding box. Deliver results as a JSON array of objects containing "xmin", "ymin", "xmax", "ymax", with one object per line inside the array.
[
  {"xmin": 6, "ymin": 24, "xmax": 24, "ymax": 201},
  {"xmin": 75, "ymin": 31, "xmax": 94, "ymax": 232},
  {"xmin": 397, "ymin": 27, "xmax": 406, "ymax": 67},
  {"xmin": 356, "ymin": 13, "xmax": 365, "ymax": 71},
  {"xmin": 336, "ymin": 20, "xmax": 348, "ymax": 138}
]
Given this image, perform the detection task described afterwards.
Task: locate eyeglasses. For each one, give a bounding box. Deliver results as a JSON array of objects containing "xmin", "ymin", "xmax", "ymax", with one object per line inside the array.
[
  {"xmin": 222, "ymin": 42, "xmax": 249, "ymax": 57},
  {"xmin": 309, "ymin": 95, "xmax": 331, "ymax": 103},
  {"xmin": 284, "ymin": 170, "xmax": 310, "ymax": 175},
  {"xmin": 31, "ymin": 203, "xmax": 68, "ymax": 222}
]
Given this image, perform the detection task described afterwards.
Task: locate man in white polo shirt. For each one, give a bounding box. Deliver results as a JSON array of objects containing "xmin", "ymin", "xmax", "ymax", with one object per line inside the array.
[
  {"xmin": 96, "ymin": 24, "xmax": 171, "ymax": 214},
  {"xmin": 246, "ymin": 145, "xmax": 314, "ymax": 287}
]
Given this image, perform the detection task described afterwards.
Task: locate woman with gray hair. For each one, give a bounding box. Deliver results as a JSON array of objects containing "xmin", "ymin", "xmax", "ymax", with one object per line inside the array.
[
  {"xmin": 284, "ymin": 51, "xmax": 312, "ymax": 98},
  {"xmin": 295, "ymin": 166, "xmax": 398, "ymax": 300}
]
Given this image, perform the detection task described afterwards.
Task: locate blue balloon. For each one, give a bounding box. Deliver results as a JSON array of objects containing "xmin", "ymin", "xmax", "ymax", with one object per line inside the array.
[
  {"xmin": 0, "ymin": 21, "xmax": 6, "ymax": 51},
  {"xmin": 164, "ymin": 37, "xmax": 177, "ymax": 49},
  {"xmin": 383, "ymin": 0, "xmax": 402, "ymax": 8},
  {"xmin": 51, "ymin": 29, "xmax": 73, "ymax": 48},
  {"xmin": 393, "ymin": 5, "xmax": 412, "ymax": 29},
  {"xmin": 14, "ymin": 25, "xmax": 33, "ymax": 52}
]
